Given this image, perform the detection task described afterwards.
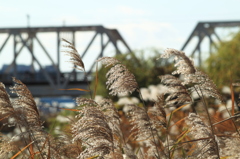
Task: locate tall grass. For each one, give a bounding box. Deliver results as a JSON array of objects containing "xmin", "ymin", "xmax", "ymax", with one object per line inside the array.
[{"xmin": 1, "ymin": 40, "xmax": 240, "ymax": 158}]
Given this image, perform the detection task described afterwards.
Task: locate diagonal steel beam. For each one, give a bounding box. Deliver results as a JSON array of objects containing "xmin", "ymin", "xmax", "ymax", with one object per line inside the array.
[
  {"xmin": 104, "ymin": 29, "xmax": 120, "ymax": 54},
  {"xmin": 36, "ymin": 33, "xmax": 64, "ymax": 87},
  {"xmin": 202, "ymin": 27, "xmax": 218, "ymax": 50},
  {"xmin": 13, "ymin": 34, "xmax": 17, "ymax": 77},
  {"xmin": 17, "ymin": 33, "xmax": 56, "ymax": 88},
  {"xmin": 57, "ymin": 31, "xmax": 61, "ymax": 87},
  {"xmin": 212, "ymin": 30, "xmax": 222, "ymax": 43},
  {"xmin": 87, "ymin": 39, "xmax": 110, "ymax": 75},
  {"xmin": 3, "ymin": 35, "xmax": 31, "ymax": 74},
  {"xmin": 35, "ymin": 35, "xmax": 58, "ymax": 67},
  {"xmin": 181, "ymin": 25, "xmax": 198, "ymax": 51},
  {"xmin": 190, "ymin": 34, "xmax": 204, "ymax": 58},
  {"xmin": 106, "ymin": 29, "xmax": 132, "ymax": 53},
  {"xmin": 0, "ymin": 33, "xmax": 11, "ymax": 53},
  {"xmin": 81, "ymin": 31, "xmax": 98, "ymax": 58}
]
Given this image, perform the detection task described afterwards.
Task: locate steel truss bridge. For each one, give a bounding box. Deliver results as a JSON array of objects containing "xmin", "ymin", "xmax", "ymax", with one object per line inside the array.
[
  {"xmin": 0, "ymin": 21, "xmax": 240, "ymax": 97},
  {"xmin": 0, "ymin": 25, "xmax": 131, "ymax": 97},
  {"xmin": 181, "ymin": 21, "xmax": 240, "ymax": 65}
]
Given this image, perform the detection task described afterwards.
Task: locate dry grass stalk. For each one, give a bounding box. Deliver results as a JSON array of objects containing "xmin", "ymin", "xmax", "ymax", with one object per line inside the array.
[
  {"xmin": 10, "ymin": 78, "xmax": 53, "ymax": 158},
  {"xmin": 160, "ymin": 48, "xmax": 222, "ymax": 158},
  {"xmin": 62, "ymin": 38, "xmax": 85, "ymax": 71},
  {"xmin": 76, "ymin": 97, "xmax": 98, "ymax": 107},
  {"xmin": 0, "ymin": 134, "xmax": 18, "ymax": 158},
  {"xmin": 217, "ymin": 133, "xmax": 240, "ymax": 158},
  {"xmin": 148, "ymin": 95, "xmax": 167, "ymax": 129},
  {"xmin": 185, "ymin": 113, "xmax": 218, "ymax": 159},
  {"xmin": 159, "ymin": 75, "xmax": 192, "ymax": 107},
  {"xmin": 160, "ymin": 48, "xmax": 223, "ymax": 103},
  {"xmin": 126, "ymin": 104, "xmax": 165, "ymax": 158},
  {"xmin": 61, "ymin": 38, "xmax": 94, "ymax": 98},
  {"xmin": 189, "ymin": 71, "xmax": 224, "ymax": 103},
  {"xmin": 127, "ymin": 104, "xmax": 153, "ymax": 141},
  {"xmin": 98, "ymin": 99, "xmax": 124, "ymax": 148},
  {"xmin": 72, "ymin": 98, "xmax": 114, "ymax": 158},
  {"xmin": 50, "ymin": 135, "xmax": 82, "ymax": 158},
  {"xmin": 97, "ymin": 57, "xmax": 138, "ymax": 96},
  {"xmin": 10, "ymin": 77, "xmax": 42, "ymax": 128},
  {"xmin": 160, "ymin": 48, "xmax": 196, "ymax": 76},
  {"xmin": 0, "ymin": 82, "xmax": 14, "ymax": 116},
  {"xmin": 0, "ymin": 78, "xmax": 70, "ymax": 158}
]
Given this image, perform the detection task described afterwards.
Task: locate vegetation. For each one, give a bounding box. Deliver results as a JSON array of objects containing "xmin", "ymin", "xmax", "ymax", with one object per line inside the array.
[
  {"xmin": 206, "ymin": 32, "xmax": 240, "ymax": 88},
  {"xmin": 1, "ymin": 39, "xmax": 240, "ymax": 158}
]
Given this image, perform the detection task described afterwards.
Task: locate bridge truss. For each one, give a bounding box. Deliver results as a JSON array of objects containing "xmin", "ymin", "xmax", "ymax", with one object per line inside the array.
[
  {"xmin": 181, "ymin": 21, "xmax": 240, "ymax": 65},
  {"xmin": 0, "ymin": 26, "xmax": 131, "ymax": 97}
]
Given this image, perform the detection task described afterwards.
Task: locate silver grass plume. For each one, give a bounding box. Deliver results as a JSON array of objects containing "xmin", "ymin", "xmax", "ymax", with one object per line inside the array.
[
  {"xmin": 160, "ymin": 48, "xmax": 196, "ymax": 86},
  {"xmin": 98, "ymin": 99, "xmax": 138, "ymax": 158},
  {"xmin": 97, "ymin": 57, "xmax": 138, "ymax": 96},
  {"xmin": 76, "ymin": 97, "xmax": 98, "ymax": 108},
  {"xmin": 148, "ymin": 95, "xmax": 167, "ymax": 129},
  {"xmin": 98, "ymin": 99, "xmax": 124, "ymax": 148},
  {"xmin": 62, "ymin": 38, "xmax": 85, "ymax": 71},
  {"xmin": 147, "ymin": 95, "xmax": 167, "ymax": 158},
  {"xmin": 72, "ymin": 98, "xmax": 114, "ymax": 159},
  {"xmin": 159, "ymin": 75, "xmax": 192, "ymax": 107},
  {"xmin": 50, "ymin": 135, "xmax": 81, "ymax": 158},
  {"xmin": 160, "ymin": 48, "xmax": 196, "ymax": 76},
  {"xmin": 10, "ymin": 77, "xmax": 42, "ymax": 128},
  {"xmin": 122, "ymin": 146, "xmax": 138, "ymax": 159},
  {"xmin": 0, "ymin": 134, "xmax": 18, "ymax": 159},
  {"xmin": 0, "ymin": 81, "xmax": 42, "ymax": 157},
  {"xmin": 10, "ymin": 78, "xmax": 51, "ymax": 158},
  {"xmin": 104, "ymin": 150, "xmax": 124, "ymax": 159},
  {"xmin": 217, "ymin": 133, "xmax": 240, "ymax": 158},
  {"xmin": 185, "ymin": 113, "xmax": 218, "ymax": 159},
  {"xmin": 160, "ymin": 48, "xmax": 223, "ymax": 103},
  {"xmin": 189, "ymin": 71, "xmax": 224, "ymax": 103},
  {"xmin": 127, "ymin": 104, "xmax": 153, "ymax": 141},
  {"xmin": 126, "ymin": 104, "xmax": 162, "ymax": 158},
  {"xmin": 0, "ymin": 82, "xmax": 14, "ymax": 122},
  {"xmin": 0, "ymin": 84, "xmax": 17, "ymax": 157}
]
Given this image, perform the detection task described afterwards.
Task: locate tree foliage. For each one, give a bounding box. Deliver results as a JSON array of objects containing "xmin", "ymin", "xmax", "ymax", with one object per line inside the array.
[{"xmin": 206, "ymin": 32, "xmax": 240, "ymax": 88}]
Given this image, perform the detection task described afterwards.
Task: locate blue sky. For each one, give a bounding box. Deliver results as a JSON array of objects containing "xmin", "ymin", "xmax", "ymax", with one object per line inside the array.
[{"xmin": 0, "ymin": 0, "xmax": 239, "ymax": 70}]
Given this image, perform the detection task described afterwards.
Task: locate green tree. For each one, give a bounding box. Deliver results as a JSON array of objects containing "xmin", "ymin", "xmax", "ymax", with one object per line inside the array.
[
  {"xmin": 91, "ymin": 48, "xmax": 174, "ymax": 99},
  {"xmin": 205, "ymin": 32, "xmax": 240, "ymax": 88}
]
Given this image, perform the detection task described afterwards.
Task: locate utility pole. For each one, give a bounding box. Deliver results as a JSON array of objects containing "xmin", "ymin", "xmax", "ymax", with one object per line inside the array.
[{"xmin": 27, "ymin": 14, "xmax": 30, "ymax": 27}]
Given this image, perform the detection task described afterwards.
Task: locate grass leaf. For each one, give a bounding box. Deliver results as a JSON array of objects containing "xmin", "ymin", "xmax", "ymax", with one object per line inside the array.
[
  {"xmin": 59, "ymin": 88, "xmax": 90, "ymax": 92},
  {"xmin": 59, "ymin": 108, "xmax": 81, "ymax": 112},
  {"xmin": 93, "ymin": 62, "xmax": 99, "ymax": 99},
  {"xmin": 10, "ymin": 141, "xmax": 34, "ymax": 159},
  {"xmin": 230, "ymin": 83, "xmax": 235, "ymax": 116},
  {"xmin": 167, "ymin": 104, "xmax": 189, "ymax": 117}
]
